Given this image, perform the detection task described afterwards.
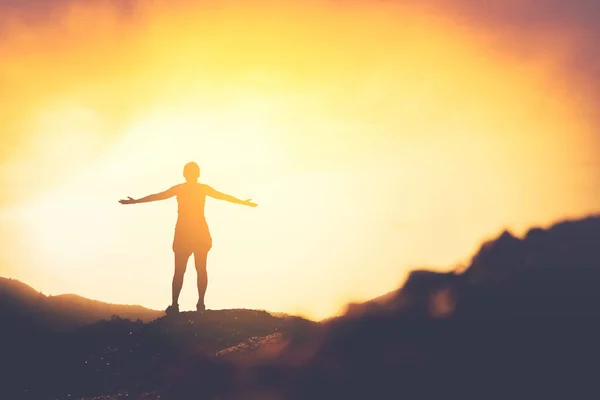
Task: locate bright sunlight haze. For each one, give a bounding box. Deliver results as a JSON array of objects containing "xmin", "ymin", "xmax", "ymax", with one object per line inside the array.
[{"xmin": 1, "ymin": 0, "xmax": 599, "ymax": 320}]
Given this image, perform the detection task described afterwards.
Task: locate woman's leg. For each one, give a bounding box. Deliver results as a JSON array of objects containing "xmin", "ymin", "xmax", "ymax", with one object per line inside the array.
[
  {"xmin": 172, "ymin": 251, "xmax": 190, "ymax": 307},
  {"xmin": 194, "ymin": 250, "xmax": 209, "ymax": 310}
]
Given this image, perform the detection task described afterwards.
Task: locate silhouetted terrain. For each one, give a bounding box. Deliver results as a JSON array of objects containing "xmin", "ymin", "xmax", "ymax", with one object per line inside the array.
[
  {"xmin": 0, "ymin": 277, "xmax": 162, "ymax": 331},
  {"xmin": 2, "ymin": 307, "xmax": 313, "ymax": 399},
  {"xmin": 4, "ymin": 215, "xmax": 600, "ymax": 399}
]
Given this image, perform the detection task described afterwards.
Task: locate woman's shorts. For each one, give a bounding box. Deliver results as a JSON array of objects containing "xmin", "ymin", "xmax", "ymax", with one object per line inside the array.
[{"xmin": 172, "ymin": 225, "xmax": 212, "ymax": 255}]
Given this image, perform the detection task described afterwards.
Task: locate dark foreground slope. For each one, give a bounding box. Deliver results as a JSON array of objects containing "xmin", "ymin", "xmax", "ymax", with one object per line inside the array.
[
  {"xmin": 6, "ymin": 215, "xmax": 600, "ymax": 400},
  {"xmin": 1, "ymin": 309, "xmax": 312, "ymax": 399}
]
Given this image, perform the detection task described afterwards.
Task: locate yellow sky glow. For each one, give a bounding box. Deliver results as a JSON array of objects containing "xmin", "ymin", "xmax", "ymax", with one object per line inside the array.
[{"xmin": 1, "ymin": 1, "xmax": 599, "ymax": 320}]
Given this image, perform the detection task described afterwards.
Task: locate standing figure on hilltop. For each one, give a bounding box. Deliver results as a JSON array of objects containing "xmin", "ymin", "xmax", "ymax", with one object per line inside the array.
[{"xmin": 119, "ymin": 162, "xmax": 257, "ymax": 315}]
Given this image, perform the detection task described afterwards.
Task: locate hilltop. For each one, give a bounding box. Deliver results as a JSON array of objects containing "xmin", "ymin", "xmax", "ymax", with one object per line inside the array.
[{"xmin": 2, "ymin": 307, "xmax": 314, "ymax": 399}]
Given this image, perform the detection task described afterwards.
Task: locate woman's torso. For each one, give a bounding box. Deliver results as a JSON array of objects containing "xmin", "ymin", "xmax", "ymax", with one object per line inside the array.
[{"xmin": 175, "ymin": 182, "xmax": 208, "ymax": 231}]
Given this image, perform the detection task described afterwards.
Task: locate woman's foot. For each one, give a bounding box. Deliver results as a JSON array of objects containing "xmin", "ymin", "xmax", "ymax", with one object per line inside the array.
[
  {"xmin": 196, "ymin": 302, "xmax": 206, "ymax": 313},
  {"xmin": 166, "ymin": 304, "xmax": 180, "ymax": 316}
]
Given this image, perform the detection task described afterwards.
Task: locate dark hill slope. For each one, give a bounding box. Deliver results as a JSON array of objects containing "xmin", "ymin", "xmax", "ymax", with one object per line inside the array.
[{"xmin": 3, "ymin": 308, "xmax": 313, "ymax": 399}]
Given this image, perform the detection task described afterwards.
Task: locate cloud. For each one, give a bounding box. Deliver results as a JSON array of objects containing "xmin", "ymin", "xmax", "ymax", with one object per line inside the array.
[{"xmin": 429, "ymin": 0, "xmax": 600, "ymax": 102}]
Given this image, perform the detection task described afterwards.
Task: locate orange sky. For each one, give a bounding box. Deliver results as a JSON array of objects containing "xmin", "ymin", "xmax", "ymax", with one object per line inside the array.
[{"xmin": 1, "ymin": 0, "xmax": 599, "ymax": 320}]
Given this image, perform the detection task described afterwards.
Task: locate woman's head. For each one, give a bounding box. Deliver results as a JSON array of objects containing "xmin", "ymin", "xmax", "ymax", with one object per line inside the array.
[{"xmin": 183, "ymin": 162, "xmax": 200, "ymax": 182}]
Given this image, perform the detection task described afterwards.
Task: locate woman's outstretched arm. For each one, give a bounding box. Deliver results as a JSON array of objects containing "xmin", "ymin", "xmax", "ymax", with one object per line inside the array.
[
  {"xmin": 119, "ymin": 185, "xmax": 179, "ymax": 205},
  {"xmin": 204, "ymin": 185, "xmax": 257, "ymax": 207}
]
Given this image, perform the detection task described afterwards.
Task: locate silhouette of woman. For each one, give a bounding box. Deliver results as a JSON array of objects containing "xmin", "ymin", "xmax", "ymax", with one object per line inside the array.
[{"xmin": 119, "ymin": 162, "xmax": 257, "ymax": 315}]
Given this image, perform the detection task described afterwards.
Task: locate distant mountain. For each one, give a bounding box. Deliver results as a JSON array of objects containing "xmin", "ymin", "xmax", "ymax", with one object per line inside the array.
[{"xmin": 0, "ymin": 277, "xmax": 162, "ymax": 331}]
